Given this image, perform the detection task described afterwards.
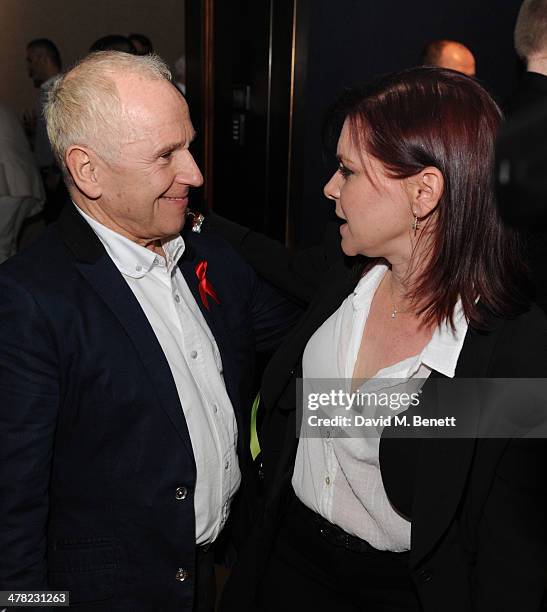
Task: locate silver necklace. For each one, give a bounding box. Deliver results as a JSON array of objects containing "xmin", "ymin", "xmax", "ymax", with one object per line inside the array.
[{"xmin": 389, "ymin": 278, "xmax": 412, "ymax": 319}]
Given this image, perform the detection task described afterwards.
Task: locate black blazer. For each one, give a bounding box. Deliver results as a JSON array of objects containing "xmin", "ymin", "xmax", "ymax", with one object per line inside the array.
[
  {"xmin": 505, "ymin": 71, "xmax": 547, "ymax": 116},
  {"xmin": 0, "ymin": 205, "xmax": 300, "ymax": 611},
  {"xmin": 211, "ymin": 215, "xmax": 547, "ymax": 612},
  {"xmin": 504, "ymin": 70, "xmax": 547, "ymax": 315}
]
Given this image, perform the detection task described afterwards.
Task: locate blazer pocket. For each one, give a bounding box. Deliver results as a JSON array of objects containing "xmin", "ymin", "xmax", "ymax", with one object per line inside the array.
[{"xmin": 48, "ymin": 537, "xmax": 118, "ymax": 603}]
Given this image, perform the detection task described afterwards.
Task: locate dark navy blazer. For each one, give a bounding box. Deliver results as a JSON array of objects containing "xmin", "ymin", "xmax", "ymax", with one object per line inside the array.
[{"xmin": 0, "ymin": 204, "xmax": 299, "ymax": 611}]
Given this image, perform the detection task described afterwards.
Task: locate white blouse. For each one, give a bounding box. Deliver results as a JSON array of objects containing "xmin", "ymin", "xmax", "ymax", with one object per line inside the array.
[{"xmin": 292, "ymin": 263, "xmax": 469, "ymax": 551}]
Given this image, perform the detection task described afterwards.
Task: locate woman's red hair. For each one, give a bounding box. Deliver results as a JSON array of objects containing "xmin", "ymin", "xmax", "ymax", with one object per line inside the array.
[{"xmin": 327, "ymin": 67, "xmax": 530, "ymax": 329}]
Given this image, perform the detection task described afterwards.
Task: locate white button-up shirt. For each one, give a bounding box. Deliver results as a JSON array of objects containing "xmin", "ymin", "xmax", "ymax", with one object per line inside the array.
[
  {"xmin": 292, "ymin": 263, "xmax": 468, "ymax": 551},
  {"xmin": 76, "ymin": 205, "xmax": 240, "ymax": 545}
]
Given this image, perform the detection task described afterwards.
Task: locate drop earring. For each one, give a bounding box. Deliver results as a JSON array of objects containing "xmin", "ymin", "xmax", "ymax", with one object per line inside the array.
[{"xmin": 412, "ymin": 212, "xmax": 420, "ymax": 236}]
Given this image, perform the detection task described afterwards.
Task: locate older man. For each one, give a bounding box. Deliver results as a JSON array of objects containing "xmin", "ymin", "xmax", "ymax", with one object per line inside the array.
[
  {"xmin": 0, "ymin": 52, "xmax": 297, "ymax": 611},
  {"xmin": 0, "ymin": 102, "xmax": 45, "ymax": 263},
  {"xmin": 421, "ymin": 39, "xmax": 476, "ymax": 77},
  {"xmin": 25, "ymin": 38, "xmax": 64, "ymax": 223}
]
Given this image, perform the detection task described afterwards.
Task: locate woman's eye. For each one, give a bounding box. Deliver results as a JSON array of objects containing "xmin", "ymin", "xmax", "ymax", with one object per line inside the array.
[{"xmin": 338, "ymin": 164, "xmax": 352, "ymax": 178}]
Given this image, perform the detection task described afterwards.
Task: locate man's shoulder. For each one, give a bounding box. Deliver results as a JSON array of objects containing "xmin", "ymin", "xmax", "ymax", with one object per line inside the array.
[
  {"xmin": 183, "ymin": 225, "xmax": 256, "ymax": 278},
  {"xmin": 0, "ymin": 224, "xmax": 74, "ymax": 289}
]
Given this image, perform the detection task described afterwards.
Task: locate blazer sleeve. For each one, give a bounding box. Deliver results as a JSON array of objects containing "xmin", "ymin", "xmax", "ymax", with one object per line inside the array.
[
  {"xmin": 0, "ymin": 274, "xmax": 60, "ymax": 588},
  {"xmin": 206, "ymin": 213, "xmax": 344, "ymax": 306}
]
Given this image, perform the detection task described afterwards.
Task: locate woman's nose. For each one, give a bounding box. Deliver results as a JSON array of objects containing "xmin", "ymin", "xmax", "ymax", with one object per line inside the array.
[{"xmin": 323, "ymin": 172, "xmax": 340, "ymax": 201}]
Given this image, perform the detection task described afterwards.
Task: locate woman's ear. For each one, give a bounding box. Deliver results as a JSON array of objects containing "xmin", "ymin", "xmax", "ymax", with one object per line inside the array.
[
  {"xmin": 409, "ymin": 166, "xmax": 444, "ymax": 218},
  {"xmin": 65, "ymin": 146, "xmax": 102, "ymax": 199}
]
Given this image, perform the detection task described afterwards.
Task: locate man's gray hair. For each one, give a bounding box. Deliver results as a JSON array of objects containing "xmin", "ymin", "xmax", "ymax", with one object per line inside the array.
[
  {"xmin": 514, "ymin": 0, "xmax": 547, "ymax": 61},
  {"xmin": 45, "ymin": 51, "xmax": 172, "ymax": 178}
]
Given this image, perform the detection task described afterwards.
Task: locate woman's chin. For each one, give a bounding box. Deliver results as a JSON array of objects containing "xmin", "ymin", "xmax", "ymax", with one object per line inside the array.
[
  {"xmin": 340, "ymin": 238, "xmax": 359, "ymax": 257},
  {"xmin": 341, "ymin": 237, "xmax": 376, "ymax": 258}
]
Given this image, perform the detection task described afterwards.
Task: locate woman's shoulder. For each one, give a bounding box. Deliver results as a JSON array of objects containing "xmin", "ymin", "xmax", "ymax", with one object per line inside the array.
[
  {"xmin": 487, "ymin": 304, "xmax": 547, "ymax": 376},
  {"xmin": 497, "ymin": 303, "xmax": 547, "ymax": 338}
]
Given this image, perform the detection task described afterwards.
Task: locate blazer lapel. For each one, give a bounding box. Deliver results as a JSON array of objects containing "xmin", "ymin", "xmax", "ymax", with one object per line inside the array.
[
  {"xmin": 58, "ymin": 205, "xmax": 195, "ymax": 459},
  {"xmin": 177, "ymin": 240, "xmax": 228, "ymax": 351},
  {"xmin": 177, "ymin": 240, "xmax": 234, "ymax": 388}
]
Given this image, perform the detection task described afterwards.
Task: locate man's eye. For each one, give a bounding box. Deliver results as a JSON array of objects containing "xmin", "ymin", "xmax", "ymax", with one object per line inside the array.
[
  {"xmin": 160, "ymin": 151, "xmax": 173, "ymax": 159},
  {"xmin": 338, "ymin": 164, "xmax": 352, "ymax": 178}
]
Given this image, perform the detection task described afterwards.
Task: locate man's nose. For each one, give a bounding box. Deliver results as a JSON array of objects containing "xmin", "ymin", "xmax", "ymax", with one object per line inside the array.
[{"xmin": 177, "ymin": 150, "xmax": 204, "ymax": 187}]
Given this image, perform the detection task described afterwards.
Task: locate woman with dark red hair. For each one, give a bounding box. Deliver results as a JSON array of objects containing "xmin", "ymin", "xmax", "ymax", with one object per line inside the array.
[{"xmin": 216, "ymin": 67, "xmax": 547, "ymax": 612}]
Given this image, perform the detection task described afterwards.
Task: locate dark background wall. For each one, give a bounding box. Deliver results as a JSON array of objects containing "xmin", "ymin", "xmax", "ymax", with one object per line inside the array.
[
  {"xmin": 187, "ymin": 0, "xmax": 524, "ymax": 247},
  {"xmin": 0, "ymin": 0, "xmax": 185, "ymax": 115},
  {"xmin": 293, "ymin": 0, "xmax": 523, "ymax": 246}
]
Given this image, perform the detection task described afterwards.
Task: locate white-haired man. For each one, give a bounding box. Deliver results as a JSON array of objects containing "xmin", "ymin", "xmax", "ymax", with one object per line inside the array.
[
  {"xmin": 0, "ymin": 52, "xmax": 298, "ymax": 611},
  {"xmin": 509, "ymin": 0, "xmax": 547, "ymax": 112}
]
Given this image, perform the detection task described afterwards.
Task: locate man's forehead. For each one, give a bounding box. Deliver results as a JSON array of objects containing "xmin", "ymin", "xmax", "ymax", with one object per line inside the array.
[
  {"xmin": 442, "ymin": 43, "xmax": 472, "ymax": 61},
  {"xmin": 115, "ymin": 74, "xmax": 190, "ymax": 117}
]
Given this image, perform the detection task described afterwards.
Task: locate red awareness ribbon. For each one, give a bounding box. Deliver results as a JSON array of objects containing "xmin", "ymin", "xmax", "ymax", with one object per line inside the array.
[{"xmin": 195, "ymin": 260, "xmax": 220, "ymax": 310}]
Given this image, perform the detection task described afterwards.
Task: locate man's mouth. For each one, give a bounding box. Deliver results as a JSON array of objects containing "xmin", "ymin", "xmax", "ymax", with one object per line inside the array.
[{"xmin": 161, "ymin": 195, "xmax": 188, "ymax": 203}]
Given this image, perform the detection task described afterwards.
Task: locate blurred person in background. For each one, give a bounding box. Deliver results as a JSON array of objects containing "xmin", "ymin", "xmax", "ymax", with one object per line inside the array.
[
  {"xmin": 174, "ymin": 55, "xmax": 187, "ymax": 96},
  {"xmin": 25, "ymin": 38, "xmax": 62, "ymax": 166},
  {"xmin": 90, "ymin": 34, "xmax": 137, "ymax": 53},
  {"xmin": 26, "ymin": 38, "xmax": 61, "ymax": 91},
  {"xmin": 129, "ymin": 33, "xmax": 154, "ymax": 55},
  {"xmin": 504, "ymin": 0, "xmax": 547, "ymax": 314},
  {"xmin": 508, "ymin": 0, "xmax": 547, "ymax": 111},
  {"xmin": 421, "ymin": 39, "xmax": 476, "ymax": 76},
  {"xmin": 0, "ymin": 102, "xmax": 45, "ymax": 263},
  {"xmin": 25, "ymin": 38, "xmax": 64, "ymax": 223}
]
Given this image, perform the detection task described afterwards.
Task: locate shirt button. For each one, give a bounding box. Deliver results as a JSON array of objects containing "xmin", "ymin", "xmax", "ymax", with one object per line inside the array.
[
  {"xmin": 175, "ymin": 568, "xmax": 188, "ymax": 582},
  {"xmin": 135, "ymin": 264, "xmax": 142, "ymax": 272},
  {"xmin": 325, "ymin": 430, "xmax": 331, "ymax": 439},
  {"xmin": 174, "ymin": 294, "xmax": 181, "ymax": 303},
  {"xmin": 224, "ymin": 460, "xmax": 229, "ymax": 470},
  {"xmin": 417, "ymin": 569, "xmax": 433, "ymax": 583},
  {"xmin": 190, "ymin": 350, "xmax": 198, "ymax": 359},
  {"xmin": 175, "ymin": 486, "xmax": 187, "ymax": 501},
  {"xmin": 153, "ymin": 256, "xmax": 159, "ymax": 264},
  {"xmin": 325, "ymin": 476, "xmax": 331, "ymax": 486},
  {"xmin": 213, "ymin": 404, "xmax": 218, "ymax": 414}
]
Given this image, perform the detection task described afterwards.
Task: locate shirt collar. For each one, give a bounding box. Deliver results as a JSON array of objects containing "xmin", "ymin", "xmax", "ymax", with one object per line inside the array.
[
  {"xmin": 352, "ymin": 263, "xmax": 388, "ymax": 312},
  {"xmin": 352, "ymin": 263, "xmax": 468, "ymax": 379},
  {"xmin": 74, "ymin": 203, "xmax": 186, "ymax": 278},
  {"xmin": 420, "ymin": 301, "xmax": 468, "ymax": 378}
]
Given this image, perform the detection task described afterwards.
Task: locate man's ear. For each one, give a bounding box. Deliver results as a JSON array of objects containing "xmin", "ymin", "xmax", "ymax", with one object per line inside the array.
[
  {"xmin": 408, "ymin": 166, "xmax": 444, "ymax": 218},
  {"xmin": 65, "ymin": 146, "xmax": 102, "ymax": 199}
]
